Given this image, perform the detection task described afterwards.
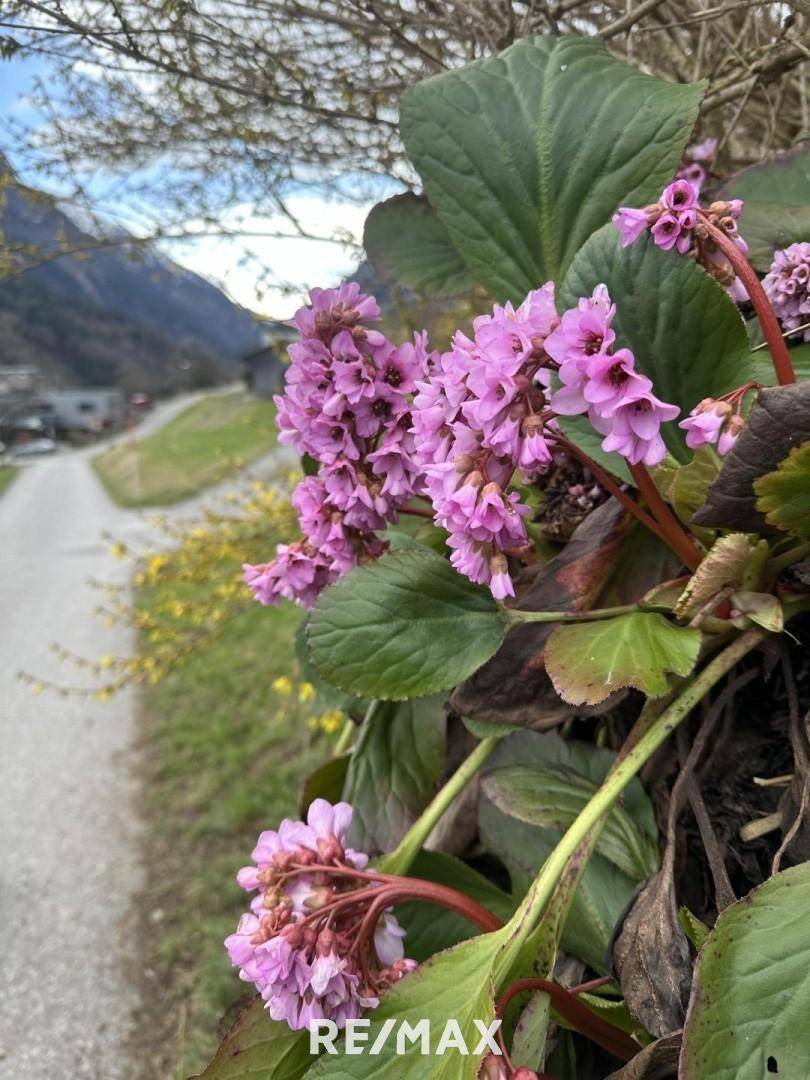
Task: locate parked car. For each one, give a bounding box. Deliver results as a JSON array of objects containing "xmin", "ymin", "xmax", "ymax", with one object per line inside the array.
[{"xmin": 9, "ymin": 438, "xmax": 57, "ymax": 458}]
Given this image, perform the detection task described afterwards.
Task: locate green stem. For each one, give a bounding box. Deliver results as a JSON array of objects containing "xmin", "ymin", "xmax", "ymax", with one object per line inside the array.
[
  {"xmin": 767, "ymin": 540, "xmax": 810, "ymax": 579},
  {"xmin": 378, "ymin": 736, "xmax": 500, "ymax": 875},
  {"xmin": 494, "ymin": 626, "xmax": 766, "ymax": 982},
  {"xmin": 333, "ymin": 716, "xmax": 357, "ymax": 756},
  {"xmin": 505, "ymin": 603, "xmax": 646, "ymax": 625}
]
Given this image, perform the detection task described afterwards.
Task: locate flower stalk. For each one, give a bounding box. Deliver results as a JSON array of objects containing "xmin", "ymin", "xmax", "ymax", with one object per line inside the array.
[{"xmin": 698, "ymin": 213, "xmax": 796, "ymax": 387}]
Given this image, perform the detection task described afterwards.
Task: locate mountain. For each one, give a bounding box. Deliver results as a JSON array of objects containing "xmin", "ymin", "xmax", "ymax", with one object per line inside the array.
[{"xmin": 0, "ymin": 162, "xmax": 263, "ymax": 392}]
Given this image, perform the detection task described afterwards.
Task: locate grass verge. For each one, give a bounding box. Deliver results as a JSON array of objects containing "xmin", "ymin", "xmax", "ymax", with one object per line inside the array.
[
  {"xmin": 93, "ymin": 391, "xmax": 278, "ymax": 507},
  {"xmin": 131, "ymin": 584, "xmax": 331, "ymax": 1078},
  {"xmin": 0, "ymin": 465, "xmax": 18, "ymax": 496}
]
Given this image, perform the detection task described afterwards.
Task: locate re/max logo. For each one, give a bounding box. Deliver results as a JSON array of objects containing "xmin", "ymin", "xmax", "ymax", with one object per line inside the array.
[{"xmin": 310, "ymin": 1018, "xmax": 503, "ymax": 1056}]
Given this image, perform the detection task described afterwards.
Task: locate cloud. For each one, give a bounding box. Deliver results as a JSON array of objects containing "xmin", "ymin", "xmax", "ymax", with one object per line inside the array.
[{"xmin": 161, "ymin": 192, "xmax": 375, "ymax": 319}]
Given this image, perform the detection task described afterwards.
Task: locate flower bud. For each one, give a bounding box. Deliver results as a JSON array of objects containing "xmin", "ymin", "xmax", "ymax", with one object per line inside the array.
[{"xmin": 479, "ymin": 1054, "xmax": 508, "ymax": 1080}]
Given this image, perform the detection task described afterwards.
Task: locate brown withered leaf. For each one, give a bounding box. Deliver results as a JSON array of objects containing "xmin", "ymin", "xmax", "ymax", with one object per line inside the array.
[
  {"xmin": 450, "ymin": 501, "xmax": 631, "ymax": 729},
  {"xmin": 692, "ymin": 381, "xmax": 810, "ymax": 533},
  {"xmin": 612, "ymin": 869, "xmax": 693, "ymax": 1038},
  {"xmin": 605, "ymin": 1032, "xmax": 682, "ymax": 1079}
]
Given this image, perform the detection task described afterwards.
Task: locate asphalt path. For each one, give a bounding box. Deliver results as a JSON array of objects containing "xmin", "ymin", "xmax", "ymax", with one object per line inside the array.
[{"xmin": 0, "ymin": 391, "xmax": 247, "ymax": 1078}]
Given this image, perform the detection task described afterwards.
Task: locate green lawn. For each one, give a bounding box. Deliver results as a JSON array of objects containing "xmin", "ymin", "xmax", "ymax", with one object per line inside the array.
[
  {"xmin": 93, "ymin": 391, "xmax": 278, "ymax": 507},
  {"xmin": 134, "ymin": 584, "xmax": 330, "ymax": 1077},
  {"xmin": 0, "ymin": 466, "xmax": 17, "ymax": 497}
]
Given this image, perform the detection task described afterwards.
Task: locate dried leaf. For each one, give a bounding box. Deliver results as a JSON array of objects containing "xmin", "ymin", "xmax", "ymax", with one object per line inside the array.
[
  {"xmin": 613, "ymin": 870, "xmax": 693, "ymax": 1038},
  {"xmin": 605, "ymin": 1032, "xmax": 682, "ymax": 1079},
  {"xmin": 692, "ymin": 382, "xmax": 810, "ymax": 533},
  {"xmin": 674, "ymin": 533, "xmax": 754, "ymax": 619}
]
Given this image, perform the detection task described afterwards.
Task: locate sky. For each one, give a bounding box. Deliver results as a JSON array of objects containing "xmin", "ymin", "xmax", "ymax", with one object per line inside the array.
[{"xmin": 0, "ymin": 55, "xmax": 377, "ymax": 319}]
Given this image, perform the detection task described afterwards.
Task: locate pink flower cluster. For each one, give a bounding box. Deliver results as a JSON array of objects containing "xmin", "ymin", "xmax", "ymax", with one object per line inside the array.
[
  {"xmin": 410, "ymin": 286, "xmax": 560, "ymax": 599},
  {"xmin": 677, "ymin": 136, "xmax": 718, "ymax": 192},
  {"xmin": 410, "ymin": 283, "xmax": 680, "ymax": 597},
  {"xmin": 679, "ymin": 393, "xmax": 750, "ymax": 456},
  {"xmin": 763, "ymin": 242, "xmax": 810, "ymax": 342},
  {"xmin": 226, "ymin": 799, "xmax": 415, "ymax": 1031},
  {"xmin": 243, "ymin": 284, "xmax": 428, "ymax": 608},
  {"xmin": 547, "ymin": 285, "xmax": 679, "ymax": 467},
  {"xmin": 613, "ymin": 180, "xmax": 748, "ymax": 302}
]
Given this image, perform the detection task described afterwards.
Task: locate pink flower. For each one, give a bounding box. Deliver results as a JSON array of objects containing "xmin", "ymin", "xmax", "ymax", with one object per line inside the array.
[
  {"xmin": 662, "ymin": 179, "xmax": 698, "ymax": 213},
  {"xmin": 594, "ymin": 391, "xmax": 679, "ymax": 466},
  {"xmin": 679, "ymin": 399, "xmax": 731, "ymax": 449},
  {"xmin": 226, "ymin": 802, "xmax": 416, "ymax": 1033},
  {"xmin": 581, "ymin": 348, "xmax": 654, "ymax": 416},
  {"xmin": 651, "ymin": 213, "xmax": 683, "ymax": 251},
  {"xmin": 613, "ymin": 206, "xmax": 649, "ymax": 247},
  {"xmin": 763, "ymin": 242, "xmax": 810, "ymax": 342}
]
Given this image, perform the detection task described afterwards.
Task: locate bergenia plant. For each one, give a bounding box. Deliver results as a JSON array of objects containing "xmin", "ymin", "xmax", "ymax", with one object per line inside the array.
[{"xmin": 204, "ymin": 33, "xmax": 810, "ymax": 1080}]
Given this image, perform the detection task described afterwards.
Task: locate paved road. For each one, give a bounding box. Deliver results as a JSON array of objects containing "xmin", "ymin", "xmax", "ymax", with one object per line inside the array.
[{"xmin": 0, "ymin": 394, "xmax": 213, "ymax": 1079}]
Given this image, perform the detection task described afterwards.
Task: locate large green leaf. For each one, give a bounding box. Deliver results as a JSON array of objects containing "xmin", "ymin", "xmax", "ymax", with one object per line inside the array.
[
  {"xmin": 754, "ymin": 440, "xmax": 810, "ymax": 540},
  {"xmin": 479, "ymin": 732, "xmax": 659, "ymax": 972},
  {"xmin": 544, "ymin": 612, "xmax": 701, "ymax": 705},
  {"xmin": 307, "ymin": 551, "xmax": 508, "ymax": 700},
  {"xmin": 560, "ymin": 226, "xmax": 752, "ymax": 461},
  {"xmin": 681, "ymin": 863, "xmax": 810, "ymax": 1080},
  {"xmin": 363, "ymin": 193, "xmax": 476, "ymax": 296},
  {"xmin": 394, "ymin": 850, "xmax": 516, "ymax": 961},
  {"xmin": 479, "ymin": 798, "xmax": 638, "ymax": 973},
  {"xmin": 482, "ymin": 764, "xmax": 659, "ymax": 880},
  {"xmin": 343, "ymin": 697, "xmax": 447, "ymax": 854},
  {"xmin": 400, "ymin": 35, "xmax": 703, "ymax": 302},
  {"xmin": 717, "ymin": 144, "xmax": 810, "ymax": 271},
  {"xmin": 194, "ymin": 999, "xmax": 312, "ymax": 1079},
  {"xmin": 304, "ymin": 928, "xmax": 510, "ymax": 1079},
  {"xmin": 754, "ymin": 342, "xmax": 810, "ymax": 385}
]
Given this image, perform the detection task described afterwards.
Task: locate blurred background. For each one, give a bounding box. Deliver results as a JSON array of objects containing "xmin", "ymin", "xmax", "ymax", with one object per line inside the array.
[{"xmin": 0, "ymin": 2, "xmax": 807, "ymax": 1078}]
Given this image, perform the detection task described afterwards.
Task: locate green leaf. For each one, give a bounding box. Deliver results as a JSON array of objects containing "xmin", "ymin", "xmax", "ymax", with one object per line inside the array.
[
  {"xmin": 304, "ymin": 928, "xmax": 510, "ymax": 1079},
  {"xmin": 400, "ymin": 35, "xmax": 703, "ymax": 301},
  {"xmin": 674, "ymin": 533, "xmax": 754, "ymax": 619},
  {"xmin": 754, "ymin": 440, "xmax": 810, "ymax": 540},
  {"xmin": 479, "ymin": 732, "xmax": 659, "ymax": 972},
  {"xmin": 693, "ymin": 381, "xmax": 810, "ymax": 533},
  {"xmin": 300, "ymin": 754, "xmax": 351, "ymax": 816},
  {"xmin": 678, "ymin": 906, "xmax": 710, "ymax": 952},
  {"xmin": 363, "ymin": 193, "xmax": 476, "ymax": 296},
  {"xmin": 754, "ymin": 342, "xmax": 810, "ymax": 385},
  {"xmin": 681, "ymin": 863, "xmax": 810, "ymax": 1080},
  {"xmin": 480, "ymin": 797, "xmax": 638, "ymax": 973},
  {"xmin": 665, "ymin": 445, "xmax": 722, "ymax": 546},
  {"xmin": 486, "ymin": 730, "xmax": 658, "ymax": 841},
  {"xmin": 394, "ymin": 850, "xmax": 516, "ymax": 961},
  {"xmin": 560, "ymin": 227, "xmax": 752, "ymax": 461},
  {"xmin": 307, "ymin": 551, "xmax": 508, "ymax": 700},
  {"xmin": 481, "ymin": 764, "xmax": 659, "ymax": 880},
  {"xmin": 194, "ymin": 999, "xmax": 312, "ymax": 1079},
  {"xmin": 558, "ymin": 414, "xmax": 634, "ymax": 484},
  {"xmin": 718, "ymin": 145, "xmax": 810, "ymax": 271},
  {"xmin": 544, "ymin": 612, "xmax": 701, "ymax": 705},
  {"xmin": 343, "ymin": 697, "xmax": 447, "ymax": 854}
]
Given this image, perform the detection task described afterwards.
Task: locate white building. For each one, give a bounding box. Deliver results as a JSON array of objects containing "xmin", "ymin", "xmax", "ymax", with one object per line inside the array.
[{"xmin": 43, "ymin": 388, "xmax": 125, "ymax": 433}]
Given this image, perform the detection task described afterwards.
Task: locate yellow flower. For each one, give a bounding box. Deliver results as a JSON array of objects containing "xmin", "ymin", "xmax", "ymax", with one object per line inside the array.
[
  {"xmin": 272, "ymin": 675, "xmax": 293, "ymax": 696},
  {"xmin": 297, "ymin": 681, "xmax": 316, "ymax": 704}
]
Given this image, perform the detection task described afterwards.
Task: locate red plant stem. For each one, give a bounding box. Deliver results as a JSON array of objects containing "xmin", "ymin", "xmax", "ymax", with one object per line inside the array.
[
  {"xmin": 400, "ymin": 504, "xmax": 436, "ymax": 520},
  {"xmin": 630, "ymin": 463, "xmax": 702, "ymax": 572},
  {"xmin": 495, "ymin": 978, "xmax": 637, "ymax": 1063},
  {"xmin": 569, "ymin": 975, "xmax": 613, "ymax": 996},
  {"xmin": 699, "ymin": 213, "xmax": 796, "ymax": 386},
  {"xmin": 292, "ymin": 863, "xmax": 504, "ymax": 935}
]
